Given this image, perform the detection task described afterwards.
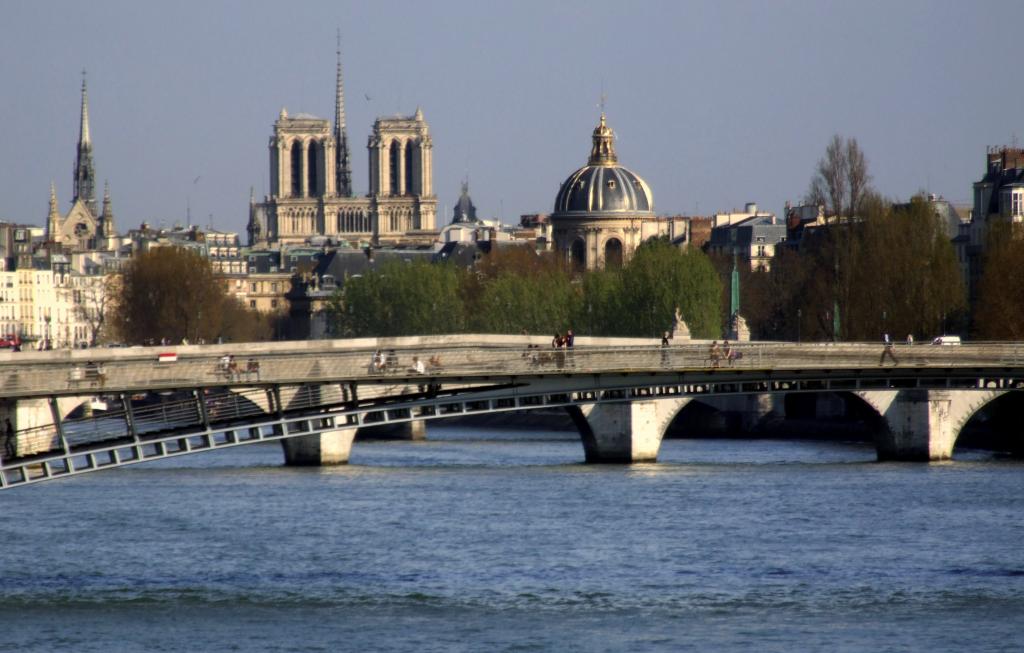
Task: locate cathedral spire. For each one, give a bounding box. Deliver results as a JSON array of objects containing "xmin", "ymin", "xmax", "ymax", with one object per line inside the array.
[
  {"xmin": 73, "ymin": 70, "xmax": 97, "ymax": 212},
  {"xmin": 334, "ymin": 30, "xmax": 353, "ymax": 197},
  {"xmin": 98, "ymin": 180, "xmax": 114, "ymax": 239},
  {"xmin": 47, "ymin": 182, "xmax": 61, "ymax": 241}
]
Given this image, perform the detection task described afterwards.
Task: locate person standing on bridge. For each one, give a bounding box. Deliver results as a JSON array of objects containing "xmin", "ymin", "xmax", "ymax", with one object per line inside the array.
[
  {"xmin": 3, "ymin": 418, "xmax": 14, "ymax": 460},
  {"xmin": 708, "ymin": 341, "xmax": 722, "ymax": 368},
  {"xmin": 880, "ymin": 333, "xmax": 899, "ymax": 365}
]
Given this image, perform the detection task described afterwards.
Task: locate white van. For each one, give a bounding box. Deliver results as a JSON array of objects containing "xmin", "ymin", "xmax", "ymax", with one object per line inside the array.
[{"xmin": 931, "ymin": 335, "xmax": 962, "ymax": 346}]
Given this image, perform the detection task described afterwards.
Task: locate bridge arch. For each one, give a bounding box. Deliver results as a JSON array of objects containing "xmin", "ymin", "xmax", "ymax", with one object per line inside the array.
[
  {"xmin": 855, "ymin": 389, "xmax": 1008, "ymax": 461},
  {"xmin": 950, "ymin": 390, "xmax": 1022, "ymax": 455}
]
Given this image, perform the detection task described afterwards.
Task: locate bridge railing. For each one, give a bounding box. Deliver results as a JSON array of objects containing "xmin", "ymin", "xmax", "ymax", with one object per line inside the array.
[{"xmin": 3, "ymin": 341, "xmax": 1024, "ymax": 401}]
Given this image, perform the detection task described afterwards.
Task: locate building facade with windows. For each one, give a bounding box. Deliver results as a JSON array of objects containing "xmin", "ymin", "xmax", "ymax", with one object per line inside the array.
[
  {"xmin": 706, "ymin": 214, "xmax": 787, "ymax": 271},
  {"xmin": 957, "ymin": 146, "xmax": 1024, "ymax": 304}
]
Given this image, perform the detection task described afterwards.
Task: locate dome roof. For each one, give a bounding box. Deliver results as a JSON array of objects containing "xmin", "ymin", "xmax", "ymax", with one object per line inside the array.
[
  {"xmin": 552, "ymin": 114, "xmax": 654, "ymax": 216},
  {"xmin": 554, "ymin": 164, "xmax": 654, "ymax": 214}
]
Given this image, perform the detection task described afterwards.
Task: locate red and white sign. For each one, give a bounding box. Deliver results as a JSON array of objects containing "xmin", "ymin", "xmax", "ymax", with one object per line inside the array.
[{"xmin": 157, "ymin": 352, "xmax": 178, "ymax": 363}]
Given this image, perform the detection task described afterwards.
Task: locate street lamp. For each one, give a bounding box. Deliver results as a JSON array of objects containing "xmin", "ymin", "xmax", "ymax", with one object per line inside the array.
[{"xmin": 797, "ymin": 308, "xmax": 802, "ymax": 343}]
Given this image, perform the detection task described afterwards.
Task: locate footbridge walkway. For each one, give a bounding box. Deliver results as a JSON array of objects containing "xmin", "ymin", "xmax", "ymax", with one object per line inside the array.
[{"xmin": 2, "ymin": 335, "xmax": 1023, "ymax": 489}]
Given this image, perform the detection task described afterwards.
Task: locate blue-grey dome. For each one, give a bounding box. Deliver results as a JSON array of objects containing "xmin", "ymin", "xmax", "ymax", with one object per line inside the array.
[
  {"xmin": 554, "ymin": 164, "xmax": 653, "ymax": 214},
  {"xmin": 552, "ymin": 114, "xmax": 653, "ymax": 216}
]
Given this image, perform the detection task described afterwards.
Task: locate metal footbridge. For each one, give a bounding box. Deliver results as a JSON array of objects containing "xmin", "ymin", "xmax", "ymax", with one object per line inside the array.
[{"xmin": 2, "ymin": 336, "xmax": 1023, "ymax": 489}]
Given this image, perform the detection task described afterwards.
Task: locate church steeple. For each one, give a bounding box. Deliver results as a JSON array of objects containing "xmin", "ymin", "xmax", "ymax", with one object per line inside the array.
[
  {"xmin": 98, "ymin": 180, "xmax": 114, "ymax": 239},
  {"xmin": 73, "ymin": 71, "xmax": 97, "ymax": 213},
  {"xmin": 47, "ymin": 182, "xmax": 61, "ymax": 242},
  {"xmin": 334, "ymin": 31, "xmax": 353, "ymax": 197}
]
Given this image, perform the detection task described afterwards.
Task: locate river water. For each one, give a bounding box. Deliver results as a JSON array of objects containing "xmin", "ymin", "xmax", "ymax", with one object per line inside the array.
[{"xmin": 2, "ymin": 426, "xmax": 1023, "ymax": 652}]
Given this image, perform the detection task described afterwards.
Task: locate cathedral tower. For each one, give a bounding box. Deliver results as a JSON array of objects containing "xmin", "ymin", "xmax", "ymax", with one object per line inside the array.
[
  {"xmin": 249, "ymin": 42, "xmax": 437, "ymax": 247},
  {"xmin": 73, "ymin": 72, "xmax": 97, "ymax": 213}
]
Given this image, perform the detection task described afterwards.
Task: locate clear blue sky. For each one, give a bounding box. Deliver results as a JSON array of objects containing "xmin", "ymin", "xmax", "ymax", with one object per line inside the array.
[{"xmin": 2, "ymin": 0, "xmax": 1021, "ymax": 236}]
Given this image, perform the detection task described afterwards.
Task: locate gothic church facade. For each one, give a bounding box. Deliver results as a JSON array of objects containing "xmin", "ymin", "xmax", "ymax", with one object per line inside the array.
[
  {"xmin": 247, "ymin": 47, "xmax": 437, "ymax": 247},
  {"xmin": 47, "ymin": 74, "xmax": 117, "ymax": 252}
]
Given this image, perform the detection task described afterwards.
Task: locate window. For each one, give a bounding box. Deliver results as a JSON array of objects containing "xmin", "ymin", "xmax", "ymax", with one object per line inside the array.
[
  {"xmin": 271, "ymin": 282, "xmax": 278, "ymax": 292},
  {"xmin": 1013, "ymin": 190, "xmax": 1024, "ymax": 217},
  {"xmin": 249, "ymin": 300, "xmax": 256, "ymax": 308},
  {"xmin": 250, "ymin": 283, "xmax": 257, "ymax": 292}
]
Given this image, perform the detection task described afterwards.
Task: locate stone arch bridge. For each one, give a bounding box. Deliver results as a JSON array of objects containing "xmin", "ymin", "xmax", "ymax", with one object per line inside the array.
[{"xmin": 1, "ymin": 336, "xmax": 1022, "ymax": 490}]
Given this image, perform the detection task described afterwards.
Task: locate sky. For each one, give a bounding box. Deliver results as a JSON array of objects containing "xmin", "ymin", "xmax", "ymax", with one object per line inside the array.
[{"xmin": 2, "ymin": 0, "xmax": 1022, "ymax": 236}]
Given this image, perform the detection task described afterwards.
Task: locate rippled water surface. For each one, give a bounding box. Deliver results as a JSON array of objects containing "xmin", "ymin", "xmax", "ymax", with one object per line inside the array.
[{"xmin": 3, "ymin": 428, "xmax": 1024, "ymax": 652}]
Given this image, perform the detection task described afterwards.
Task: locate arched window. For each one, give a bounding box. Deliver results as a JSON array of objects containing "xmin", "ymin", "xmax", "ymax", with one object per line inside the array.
[
  {"xmin": 570, "ymin": 238, "xmax": 586, "ymax": 270},
  {"xmin": 307, "ymin": 141, "xmax": 319, "ymax": 197},
  {"xmin": 604, "ymin": 238, "xmax": 623, "ymax": 269},
  {"xmin": 290, "ymin": 143, "xmax": 302, "ymax": 197},
  {"xmin": 389, "ymin": 141, "xmax": 401, "ymax": 196},
  {"xmin": 405, "ymin": 140, "xmax": 415, "ymax": 195}
]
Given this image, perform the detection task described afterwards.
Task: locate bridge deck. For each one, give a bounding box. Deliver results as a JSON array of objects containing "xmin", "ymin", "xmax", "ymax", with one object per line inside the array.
[{"xmin": 2, "ymin": 338, "xmax": 1023, "ymax": 489}]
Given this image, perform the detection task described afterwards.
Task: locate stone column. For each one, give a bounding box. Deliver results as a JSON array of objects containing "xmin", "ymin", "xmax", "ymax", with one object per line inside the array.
[
  {"xmin": 300, "ymin": 140, "xmax": 309, "ymax": 198},
  {"xmin": 281, "ymin": 428, "xmax": 357, "ymax": 466},
  {"xmin": 568, "ymin": 398, "xmax": 690, "ymax": 463},
  {"xmin": 324, "ymin": 138, "xmax": 336, "ymax": 197},
  {"xmin": 270, "ymin": 139, "xmax": 281, "ymax": 197},
  {"xmin": 397, "ymin": 140, "xmax": 406, "ymax": 196},
  {"xmin": 280, "ymin": 140, "xmax": 291, "ymax": 198},
  {"xmin": 378, "ymin": 143, "xmax": 390, "ymax": 196},
  {"xmin": 422, "ymin": 142, "xmax": 432, "ymax": 196}
]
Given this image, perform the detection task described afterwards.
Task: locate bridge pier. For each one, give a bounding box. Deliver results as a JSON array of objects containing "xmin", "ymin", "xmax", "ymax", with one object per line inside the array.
[
  {"xmin": 569, "ymin": 398, "xmax": 690, "ymax": 463},
  {"xmin": 357, "ymin": 420, "xmax": 427, "ymax": 441},
  {"xmin": 856, "ymin": 389, "xmax": 1004, "ymax": 461},
  {"xmin": 281, "ymin": 428, "xmax": 357, "ymax": 466},
  {"xmin": 1, "ymin": 397, "xmax": 87, "ymax": 457}
]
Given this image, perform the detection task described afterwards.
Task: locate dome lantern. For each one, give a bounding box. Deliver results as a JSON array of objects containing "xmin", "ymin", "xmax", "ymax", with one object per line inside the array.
[{"xmin": 588, "ymin": 113, "xmax": 617, "ymax": 165}]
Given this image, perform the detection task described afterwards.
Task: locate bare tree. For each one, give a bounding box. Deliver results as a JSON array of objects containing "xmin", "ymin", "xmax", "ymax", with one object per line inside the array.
[
  {"xmin": 806, "ymin": 134, "xmax": 872, "ymax": 221},
  {"xmin": 73, "ymin": 273, "xmax": 117, "ymax": 346},
  {"xmin": 844, "ymin": 138, "xmax": 870, "ymax": 218}
]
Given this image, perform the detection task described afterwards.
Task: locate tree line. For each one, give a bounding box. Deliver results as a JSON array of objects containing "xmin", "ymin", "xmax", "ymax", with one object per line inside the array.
[
  {"xmin": 327, "ymin": 237, "xmax": 723, "ymax": 339},
  {"xmin": 718, "ymin": 194, "xmax": 967, "ymax": 342}
]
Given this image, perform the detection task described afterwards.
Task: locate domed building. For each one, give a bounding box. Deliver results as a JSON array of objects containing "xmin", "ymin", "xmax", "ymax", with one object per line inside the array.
[{"xmin": 551, "ymin": 114, "xmax": 674, "ymax": 269}]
